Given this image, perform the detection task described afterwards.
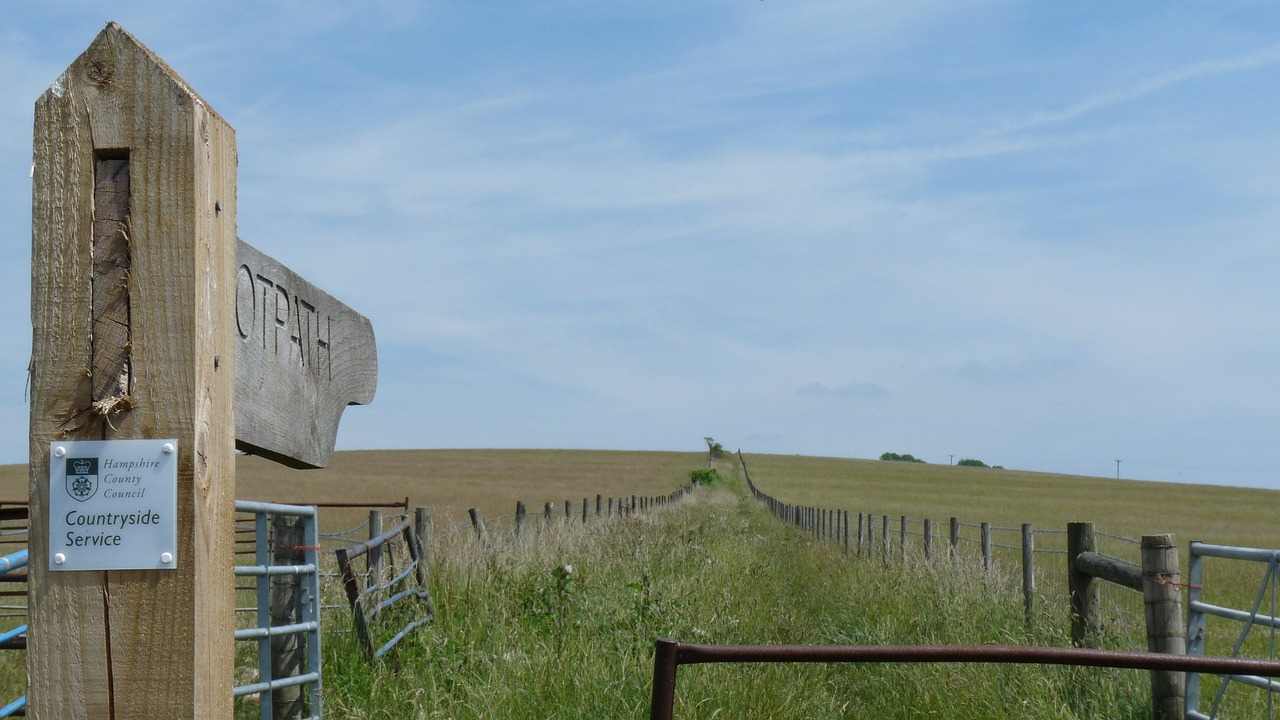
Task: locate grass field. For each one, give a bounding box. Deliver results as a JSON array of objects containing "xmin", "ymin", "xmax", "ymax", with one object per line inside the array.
[
  {"xmin": 2, "ymin": 448, "xmax": 1277, "ymax": 716},
  {"xmin": 0, "ymin": 448, "xmax": 705, "ymax": 533},
  {"xmin": 736, "ymin": 452, "xmax": 1279, "ymax": 550}
]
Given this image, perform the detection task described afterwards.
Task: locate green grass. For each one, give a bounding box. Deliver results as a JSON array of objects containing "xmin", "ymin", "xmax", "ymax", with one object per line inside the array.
[{"xmin": 318, "ymin": 468, "xmax": 1156, "ymax": 718}]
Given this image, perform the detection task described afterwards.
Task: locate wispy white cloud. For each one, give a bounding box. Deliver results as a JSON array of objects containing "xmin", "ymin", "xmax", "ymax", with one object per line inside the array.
[
  {"xmin": 797, "ymin": 382, "xmax": 891, "ymax": 401},
  {"xmin": 3, "ymin": 3, "xmax": 1280, "ymax": 489},
  {"xmin": 992, "ymin": 43, "xmax": 1280, "ymax": 136}
]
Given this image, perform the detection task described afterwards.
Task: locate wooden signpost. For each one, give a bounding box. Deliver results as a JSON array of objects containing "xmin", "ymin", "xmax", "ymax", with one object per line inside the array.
[{"xmin": 28, "ymin": 23, "xmax": 376, "ymax": 718}]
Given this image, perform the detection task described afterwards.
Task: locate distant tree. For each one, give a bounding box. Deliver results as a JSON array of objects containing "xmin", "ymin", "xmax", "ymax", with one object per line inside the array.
[
  {"xmin": 956, "ymin": 458, "xmax": 989, "ymax": 468},
  {"xmin": 703, "ymin": 437, "xmax": 724, "ymax": 460},
  {"xmin": 880, "ymin": 452, "xmax": 925, "ymax": 463}
]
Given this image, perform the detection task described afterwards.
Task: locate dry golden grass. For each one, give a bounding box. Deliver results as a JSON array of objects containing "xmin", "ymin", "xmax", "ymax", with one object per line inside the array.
[
  {"xmin": 738, "ymin": 452, "xmax": 1279, "ymax": 550},
  {"xmin": 0, "ymin": 448, "xmax": 706, "ymax": 532},
  {"xmin": 3, "ymin": 448, "xmax": 1272, "ymax": 546}
]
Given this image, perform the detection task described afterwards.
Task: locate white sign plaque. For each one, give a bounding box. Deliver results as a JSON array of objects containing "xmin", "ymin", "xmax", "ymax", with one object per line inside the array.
[{"xmin": 48, "ymin": 438, "xmax": 178, "ymax": 571}]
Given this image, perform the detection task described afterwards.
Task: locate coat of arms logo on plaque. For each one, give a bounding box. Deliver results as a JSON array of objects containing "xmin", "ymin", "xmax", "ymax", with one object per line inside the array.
[{"xmin": 66, "ymin": 457, "xmax": 98, "ymax": 502}]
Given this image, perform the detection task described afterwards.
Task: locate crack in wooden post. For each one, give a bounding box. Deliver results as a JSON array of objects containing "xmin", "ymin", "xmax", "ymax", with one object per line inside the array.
[{"xmin": 91, "ymin": 155, "xmax": 132, "ymax": 428}]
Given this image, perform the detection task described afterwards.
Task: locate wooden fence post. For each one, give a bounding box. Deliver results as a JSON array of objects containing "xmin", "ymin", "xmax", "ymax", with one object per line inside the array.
[
  {"xmin": 900, "ymin": 516, "xmax": 908, "ymax": 561},
  {"xmin": 582, "ymin": 497, "xmax": 589, "ymax": 524},
  {"xmin": 856, "ymin": 513, "xmax": 864, "ymax": 556},
  {"xmin": 270, "ymin": 514, "xmax": 305, "ymax": 720},
  {"xmin": 1142, "ymin": 534, "xmax": 1185, "ymax": 720},
  {"xmin": 514, "ymin": 501, "xmax": 526, "ymax": 538},
  {"xmin": 881, "ymin": 515, "xmax": 890, "ymax": 562},
  {"xmin": 950, "ymin": 517, "xmax": 960, "ymax": 560},
  {"xmin": 608, "ymin": 497, "xmax": 615, "ymax": 518},
  {"xmin": 368, "ymin": 510, "xmax": 383, "ymax": 584},
  {"xmin": 1022, "ymin": 523, "xmax": 1035, "ymax": 626},
  {"xmin": 468, "ymin": 508, "xmax": 487, "ymax": 540},
  {"xmin": 545, "ymin": 502, "xmax": 554, "ymax": 522},
  {"xmin": 596, "ymin": 494, "xmax": 603, "ymax": 518},
  {"xmin": 923, "ymin": 519, "xmax": 933, "ymax": 561},
  {"xmin": 980, "ymin": 522, "xmax": 991, "ymax": 573},
  {"xmin": 414, "ymin": 507, "xmax": 431, "ymax": 584},
  {"xmin": 1067, "ymin": 522, "xmax": 1099, "ymax": 647},
  {"xmin": 28, "ymin": 24, "xmax": 236, "ymax": 718}
]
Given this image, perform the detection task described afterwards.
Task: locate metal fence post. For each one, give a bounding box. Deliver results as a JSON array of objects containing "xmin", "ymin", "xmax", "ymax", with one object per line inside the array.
[{"xmin": 1185, "ymin": 542, "xmax": 1206, "ymax": 714}]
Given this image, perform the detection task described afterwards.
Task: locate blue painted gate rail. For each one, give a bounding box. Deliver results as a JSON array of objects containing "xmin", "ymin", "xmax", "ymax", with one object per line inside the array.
[
  {"xmin": 234, "ymin": 501, "xmax": 323, "ymax": 720},
  {"xmin": 0, "ymin": 548, "xmax": 27, "ymax": 718}
]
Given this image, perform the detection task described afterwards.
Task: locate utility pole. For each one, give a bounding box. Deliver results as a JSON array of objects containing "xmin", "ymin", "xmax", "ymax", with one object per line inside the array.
[
  {"xmin": 1116, "ymin": 459, "xmax": 1121, "ymax": 480},
  {"xmin": 949, "ymin": 454, "xmax": 954, "ymax": 465}
]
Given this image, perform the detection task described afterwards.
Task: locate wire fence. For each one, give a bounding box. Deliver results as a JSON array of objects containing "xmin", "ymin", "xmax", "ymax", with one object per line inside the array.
[{"xmin": 735, "ymin": 452, "xmax": 1146, "ymax": 634}]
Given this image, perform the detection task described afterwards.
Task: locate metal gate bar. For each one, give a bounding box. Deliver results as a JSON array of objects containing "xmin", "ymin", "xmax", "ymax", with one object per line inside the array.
[
  {"xmin": 650, "ymin": 639, "xmax": 1280, "ymax": 720},
  {"xmin": 234, "ymin": 501, "xmax": 323, "ymax": 720},
  {"xmin": 1187, "ymin": 542, "xmax": 1280, "ymax": 719}
]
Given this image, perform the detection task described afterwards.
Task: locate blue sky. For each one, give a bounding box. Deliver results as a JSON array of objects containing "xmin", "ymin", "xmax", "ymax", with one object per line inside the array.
[{"xmin": 3, "ymin": 2, "xmax": 1280, "ymax": 488}]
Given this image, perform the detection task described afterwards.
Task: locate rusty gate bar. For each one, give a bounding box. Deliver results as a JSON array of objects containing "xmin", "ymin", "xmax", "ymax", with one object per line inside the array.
[{"xmin": 649, "ymin": 639, "xmax": 1280, "ymax": 720}]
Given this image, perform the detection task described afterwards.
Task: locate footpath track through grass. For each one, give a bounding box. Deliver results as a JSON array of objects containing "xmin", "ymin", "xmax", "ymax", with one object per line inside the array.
[{"xmin": 321, "ymin": 467, "xmax": 1151, "ymax": 719}]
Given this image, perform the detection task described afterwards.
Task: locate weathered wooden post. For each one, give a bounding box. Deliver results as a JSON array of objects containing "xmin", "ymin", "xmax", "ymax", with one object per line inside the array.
[
  {"xmin": 270, "ymin": 515, "xmax": 305, "ymax": 719},
  {"xmin": 514, "ymin": 501, "xmax": 527, "ymax": 538},
  {"xmin": 414, "ymin": 507, "xmax": 431, "ymax": 583},
  {"xmin": 29, "ymin": 24, "xmax": 377, "ymax": 719},
  {"xmin": 1141, "ymin": 534, "xmax": 1185, "ymax": 720},
  {"xmin": 856, "ymin": 513, "xmax": 864, "ymax": 555},
  {"xmin": 923, "ymin": 519, "xmax": 933, "ymax": 561},
  {"xmin": 949, "ymin": 517, "xmax": 960, "ymax": 560},
  {"xmin": 544, "ymin": 501, "xmax": 554, "ymax": 522},
  {"xmin": 29, "ymin": 24, "xmax": 238, "ymax": 718},
  {"xmin": 367, "ymin": 509, "xmax": 384, "ymax": 584},
  {"xmin": 980, "ymin": 522, "xmax": 992, "ymax": 573},
  {"xmin": 900, "ymin": 516, "xmax": 908, "ymax": 561},
  {"xmin": 880, "ymin": 515, "xmax": 890, "ymax": 562},
  {"xmin": 1022, "ymin": 523, "xmax": 1035, "ymax": 626},
  {"xmin": 468, "ymin": 508, "xmax": 487, "ymax": 540},
  {"xmin": 1067, "ymin": 521, "xmax": 1100, "ymax": 646}
]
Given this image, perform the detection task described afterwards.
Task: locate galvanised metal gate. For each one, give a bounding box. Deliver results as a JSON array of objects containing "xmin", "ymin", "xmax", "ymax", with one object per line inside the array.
[
  {"xmin": 0, "ymin": 549, "xmax": 26, "ymax": 718},
  {"xmin": 234, "ymin": 501, "xmax": 323, "ymax": 719},
  {"xmin": 1186, "ymin": 542, "xmax": 1280, "ymax": 720}
]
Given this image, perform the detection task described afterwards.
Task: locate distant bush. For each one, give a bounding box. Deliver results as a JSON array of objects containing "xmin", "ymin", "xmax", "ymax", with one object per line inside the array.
[
  {"xmin": 957, "ymin": 459, "xmax": 989, "ymax": 468},
  {"xmin": 879, "ymin": 452, "xmax": 925, "ymax": 463},
  {"xmin": 689, "ymin": 468, "xmax": 726, "ymax": 485}
]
